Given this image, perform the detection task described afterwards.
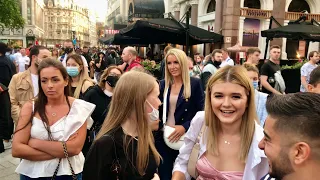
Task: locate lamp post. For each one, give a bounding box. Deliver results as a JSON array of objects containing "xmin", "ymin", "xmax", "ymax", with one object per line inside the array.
[{"xmin": 185, "ymin": 4, "xmax": 191, "ymax": 56}]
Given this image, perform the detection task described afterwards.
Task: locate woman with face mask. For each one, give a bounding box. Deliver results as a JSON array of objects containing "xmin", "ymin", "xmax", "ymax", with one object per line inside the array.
[
  {"xmin": 243, "ymin": 64, "xmax": 268, "ymax": 127},
  {"xmin": 82, "ymin": 66, "xmax": 122, "ymax": 156},
  {"xmin": 83, "ymin": 71, "xmax": 162, "ymax": 180},
  {"xmin": 66, "ymin": 54, "xmax": 94, "ymax": 99}
]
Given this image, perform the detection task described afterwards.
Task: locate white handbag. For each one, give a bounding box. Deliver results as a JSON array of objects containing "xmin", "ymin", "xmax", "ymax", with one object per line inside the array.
[{"xmin": 162, "ymin": 88, "xmax": 185, "ymax": 150}]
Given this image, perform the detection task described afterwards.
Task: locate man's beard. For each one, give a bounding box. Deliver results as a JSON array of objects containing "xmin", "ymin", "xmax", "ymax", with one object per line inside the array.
[{"xmin": 269, "ymin": 149, "xmax": 294, "ymax": 179}]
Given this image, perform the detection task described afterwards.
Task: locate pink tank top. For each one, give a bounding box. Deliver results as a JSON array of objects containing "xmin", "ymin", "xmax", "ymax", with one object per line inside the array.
[{"xmin": 196, "ymin": 155, "xmax": 243, "ymax": 180}]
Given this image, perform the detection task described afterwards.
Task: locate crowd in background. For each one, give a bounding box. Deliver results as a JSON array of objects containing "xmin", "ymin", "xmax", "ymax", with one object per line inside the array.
[{"xmin": 0, "ymin": 40, "xmax": 320, "ymax": 180}]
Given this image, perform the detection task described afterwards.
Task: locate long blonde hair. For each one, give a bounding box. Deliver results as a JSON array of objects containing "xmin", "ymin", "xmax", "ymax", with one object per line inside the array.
[
  {"xmin": 205, "ymin": 65, "xmax": 257, "ymax": 162},
  {"xmin": 66, "ymin": 54, "xmax": 94, "ymax": 98},
  {"xmin": 164, "ymin": 48, "xmax": 191, "ymax": 99},
  {"xmin": 95, "ymin": 71, "xmax": 161, "ymax": 175}
]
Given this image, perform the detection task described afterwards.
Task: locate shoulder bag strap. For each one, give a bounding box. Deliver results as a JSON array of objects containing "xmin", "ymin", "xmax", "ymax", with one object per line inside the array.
[
  {"xmin": 162, "ymin": 87, "xmax": 169, "ymax": 125},
  {"xmin": 51, "ymin": 142, "xmax": 77, "ymax": 180},
  {"xmin": 187, "ymin": 123, "xmax": 206, "ymax": 178}
]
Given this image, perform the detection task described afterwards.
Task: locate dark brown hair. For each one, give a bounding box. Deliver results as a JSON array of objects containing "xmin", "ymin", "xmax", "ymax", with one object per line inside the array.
[
  {"xmin": 247, "ymin": 47, "xmax": 261, "ymax": 55},
  {"xmin": 29, "ymin": 45, "xmax": 48, "ymax": 66},
  {"xmin": 270, "ymin": 45, "xmax": 281, "ymax": 50},
  {"xmin": 211, "ymin": 49, "xmax": 223, "ymax": 57},
  {"xmin": 98, "ymin": 66, "xmax": 123, "ymax": 89},
  {"xmin": 308, "ymin": 51, "xmax": 318, "ymax": 60},
  {"xmin": 15, "ymin": 58, "xmax": 71, "ymax": 139},
  {"xmin": 266, "ymin": 93, "xmax": 320, "ymax": 149},
  {"xmin": 309, "ymin": 66, "xmax": 320, "ymax": 86}
]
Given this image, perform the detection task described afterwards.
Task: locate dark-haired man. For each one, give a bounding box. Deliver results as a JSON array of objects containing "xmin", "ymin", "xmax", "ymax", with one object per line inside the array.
[
  {"xmin": 307, "ymin": 66, "xmax": 320, "ymax": 93},
  {"xmin": 259, "ymin": 93, "xmax": 320, "ymax": 180},
  {"xmin": 245, "ymin": 47, "xmax": 261, "ymax": 65},
  {"xmin": 9, "ymin": 46, "xmax": 51, "ymax": 125},
  {"xmin": 260, "ymin": 45, "xmax": 285, "ymax": 95},
  {"xmin": 200, "ymin": 49, "xmax": 223, "ymax": 89}
]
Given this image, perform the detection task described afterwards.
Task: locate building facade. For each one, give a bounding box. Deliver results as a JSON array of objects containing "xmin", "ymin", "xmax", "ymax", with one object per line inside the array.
[
  {"xmin": 43, "ymin": 0, "xmax": 94, "ymax": 47},
  {"xmin": 169, "ymin": 0, "xmax": 320, "ymax": 59},
  {"xmin": 105, "ymin": 0, "xmax": 320, "ymax": 59},
  {"xmin": 0, "ymin": 0, "xmax": 46, "ymax": 48}
]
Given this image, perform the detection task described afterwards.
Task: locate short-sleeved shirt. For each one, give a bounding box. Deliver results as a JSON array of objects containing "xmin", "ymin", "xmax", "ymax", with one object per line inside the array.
[
  {"xmin": 300, "ymin": 62, "xmax": 318, "ymax": 92},
  {"xmin": 260, "ymin": 60, "xmax": 281, "ymax": 94}
]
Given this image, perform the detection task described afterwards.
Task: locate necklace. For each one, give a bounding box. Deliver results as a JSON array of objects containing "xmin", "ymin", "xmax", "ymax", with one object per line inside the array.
[
  {"xmin": 122, "ymin": 128, "xmax": 138, "ymax": 141},
  {"xmin": 48, "ymin": 105, "xmax": 57, "ymax": 117},
  {"xmin": 224, "ymin": 140, "xmax": 231, "ymax": 145}
]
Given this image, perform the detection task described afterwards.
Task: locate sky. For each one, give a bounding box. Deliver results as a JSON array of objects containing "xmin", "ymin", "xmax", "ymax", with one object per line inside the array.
[{"xmin": 73, "ymin": 0, "xmax": 108, "ymax": 22}]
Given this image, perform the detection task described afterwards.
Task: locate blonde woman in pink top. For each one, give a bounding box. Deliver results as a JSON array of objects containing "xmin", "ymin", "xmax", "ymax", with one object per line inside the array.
[{"xmin": 172, "ymin": 66, "xmax": 269, "ymax": 180}]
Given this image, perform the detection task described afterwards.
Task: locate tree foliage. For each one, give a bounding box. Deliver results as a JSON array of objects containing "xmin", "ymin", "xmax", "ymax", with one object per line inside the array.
[{"xmin": 0, "ymin": 0, "xmax": 25, "ymax": 30}]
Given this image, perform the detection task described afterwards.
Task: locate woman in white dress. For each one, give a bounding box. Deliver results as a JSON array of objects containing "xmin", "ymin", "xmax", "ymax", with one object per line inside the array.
[{"xmin": 12, "ymin": 58, "xmax": 95, "ymax": 180}]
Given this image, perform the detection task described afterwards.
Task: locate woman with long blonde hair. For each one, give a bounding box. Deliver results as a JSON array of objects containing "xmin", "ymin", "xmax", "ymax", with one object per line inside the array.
[
  {"xmin": 65, "ymin": 54, "xmax": 94, "ymax": 99},
  {"xmin": 172, "ymin": 65, "xmax": 268, "ymax": 180},
  {"xmin": 156, "ymin": 48, "xmax": 204, "ymax": 179},
  {"xmin": 83, "ymin": 71, "xmax": 162, "ymax": 180}
]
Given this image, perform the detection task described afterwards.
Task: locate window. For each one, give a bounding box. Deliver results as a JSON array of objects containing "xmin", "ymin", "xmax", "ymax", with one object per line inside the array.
[
  {"xmin": 207, "ymin": 0, "xmax": 216, "ymax": 13},
  {"xmin": 27, "ymin": 0, "xmax": 32, "ymax": 25},
  {"xmin": 244, "ymin": 0, "xmax": 261, "ymax": 9},
  {"xmin": 288, "ymin": 0, "xmax": 310, "ymax": 12}
]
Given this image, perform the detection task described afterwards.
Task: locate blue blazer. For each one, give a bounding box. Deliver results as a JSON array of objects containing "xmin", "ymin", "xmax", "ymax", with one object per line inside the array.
[{"xmin": 158, "ymin": 77, "xmax": 205, "ymax": 131}]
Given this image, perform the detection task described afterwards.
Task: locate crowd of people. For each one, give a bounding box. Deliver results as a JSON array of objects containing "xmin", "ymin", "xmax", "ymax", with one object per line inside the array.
[{"xmin": 0, "ymin": 40, "xmax": 320, "ymax": 180}]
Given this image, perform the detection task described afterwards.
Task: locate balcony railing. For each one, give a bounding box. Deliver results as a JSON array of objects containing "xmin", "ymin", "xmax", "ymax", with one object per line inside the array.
[
  {"xmin": 285, "ymin": 12, "xmax": 320, "ymax": 22},
  {"xmin": 240, "ymin": 8, "xmax": 320, "ymax": 22},
  {"xmin": 240, "ymin": 8, "xmax": 272, "ymax": 19}
]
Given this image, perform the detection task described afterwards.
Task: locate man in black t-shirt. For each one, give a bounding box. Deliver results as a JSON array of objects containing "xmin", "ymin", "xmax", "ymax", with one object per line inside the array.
[{"xmin": 260, "ymin": 45, "xmax": 285, "ymax": 95}]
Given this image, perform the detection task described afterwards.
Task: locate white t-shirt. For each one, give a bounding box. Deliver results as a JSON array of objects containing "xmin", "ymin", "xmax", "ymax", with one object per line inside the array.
[
  {"xmin": 17, "ymin": 56, "xmax": 30, "ymax": 72},
  {"xmin": 60, "ymin": 54, "xmax": 88, "ymax": 68},
  {"xmin": 31, "ymin": 74, "xmax": 39, "ymax": 97},
  {"xmin": 220, "ymin": 57, "xmax": 235, "ymax": 68}
]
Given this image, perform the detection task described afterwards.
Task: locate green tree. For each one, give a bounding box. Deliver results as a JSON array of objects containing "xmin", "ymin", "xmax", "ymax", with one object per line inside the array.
[{"xmin": 0, "ymin": 0, "xmax": 25, "ymax": 30}]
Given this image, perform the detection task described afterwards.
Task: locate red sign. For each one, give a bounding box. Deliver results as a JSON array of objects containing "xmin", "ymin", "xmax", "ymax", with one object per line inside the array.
[{"xmin": 105, "ymin": 29, "xmax": 119, "ymax": 35}]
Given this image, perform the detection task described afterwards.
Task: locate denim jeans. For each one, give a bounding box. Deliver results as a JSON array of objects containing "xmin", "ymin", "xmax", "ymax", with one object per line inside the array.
[{"xmin": 20, "ymin": 173, "xmax": 82, "ymax": 180}]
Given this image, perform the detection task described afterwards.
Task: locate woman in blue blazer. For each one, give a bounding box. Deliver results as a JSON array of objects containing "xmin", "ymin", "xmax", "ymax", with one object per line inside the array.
[{"xmin": 155, "ymin": 49, "xmax": 204, "ymax": 179}]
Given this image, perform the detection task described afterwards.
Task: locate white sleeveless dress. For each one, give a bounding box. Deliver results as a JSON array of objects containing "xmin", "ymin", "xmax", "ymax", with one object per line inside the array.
[{"xmin": 15, "ymin": 99, "xmax": 95, "ymax": 178}]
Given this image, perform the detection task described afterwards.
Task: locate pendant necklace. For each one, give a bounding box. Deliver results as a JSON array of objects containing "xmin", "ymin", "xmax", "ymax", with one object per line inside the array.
[
  {"xmin": 48, "ymin": 105, "xmax": 57, "ymax": 117},
  {"xmin": 224, "ymin": 140, "xmax": 231, "ymax": 145}
]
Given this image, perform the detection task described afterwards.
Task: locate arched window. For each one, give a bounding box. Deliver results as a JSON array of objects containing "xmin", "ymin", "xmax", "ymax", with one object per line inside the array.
[
  {"xmin": 207, "ymin": 0, "xmax": 216, "ymax": 13},
  {"xmin": 244, "ymin": 0, "xmax": 261, "ymax": 9},
  {"xmin": 288, "ymin": 0, "xmax": 310, "ymax": 13}
]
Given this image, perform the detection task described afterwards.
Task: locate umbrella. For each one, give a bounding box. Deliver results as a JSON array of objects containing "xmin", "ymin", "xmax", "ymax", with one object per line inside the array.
[
  {"xmin": 261, "ymin": 21, "xmax": 320, "ymax": 41},
  {"xmin": 103, "ymin": 34, "xmax": 149, "ymax": 46},
  {"xmin": 119, "ymin": 17, "xmax": 223, "ymax": 45}
]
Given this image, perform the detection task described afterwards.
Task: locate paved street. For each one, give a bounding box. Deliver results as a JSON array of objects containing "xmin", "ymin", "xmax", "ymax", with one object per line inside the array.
[{"xmin": 0, "ymin": 149, "xmax": 19, "ymax": 180}]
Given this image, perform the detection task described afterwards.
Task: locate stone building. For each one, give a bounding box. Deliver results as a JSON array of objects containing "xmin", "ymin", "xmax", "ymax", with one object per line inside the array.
[
  {"xmin": 43, "ymin": 0, "xmax": 95, "ymax": 47},
  {"xmin": 105, "ymin": 0, "xmax": 320, "ymax": 59},
  {"xmin": 0, "ymin": 0, "xmax": 46, "ymax": 48}
]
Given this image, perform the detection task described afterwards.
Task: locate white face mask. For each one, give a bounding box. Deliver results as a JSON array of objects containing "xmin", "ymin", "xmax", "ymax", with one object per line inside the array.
[
  {"xmin": 146, "ymin": 100, "xmax": 159, "ymax": 121},
  {"xmin": 103, "ymin": 89, "xmax": 113, "ymax": 97}
]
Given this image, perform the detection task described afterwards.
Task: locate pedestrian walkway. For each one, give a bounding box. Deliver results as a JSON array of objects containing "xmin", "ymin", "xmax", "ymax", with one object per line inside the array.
[{"xmin": 0, "ymin": 149, "xmax": 19, "ymax": 180}]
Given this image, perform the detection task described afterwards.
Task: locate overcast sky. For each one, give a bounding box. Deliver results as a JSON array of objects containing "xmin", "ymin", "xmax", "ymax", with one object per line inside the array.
[{"xmin": 73, "ymin": 0, "xmax": 108, "ymax": 22}]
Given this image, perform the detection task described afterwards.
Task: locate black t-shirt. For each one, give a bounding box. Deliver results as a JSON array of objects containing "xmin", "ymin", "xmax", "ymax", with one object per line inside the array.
[
  {"xmin": 0, "ymin": 55, "xmax": 16, "ymax": 87},
  {"xmin": 260, "ymin": 60, "xmax": 281, "ymax": 94},
  {"xmin": 83, "ymin": 128, "xmax": 158, "ymax": 180}
]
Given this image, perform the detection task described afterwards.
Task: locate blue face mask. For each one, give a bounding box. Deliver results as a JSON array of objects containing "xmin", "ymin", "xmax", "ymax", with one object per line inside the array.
[
  {"xmin": 66, "ymin": 67, "xmax": 79, "ymax": 77},
  {"xmin": 253, "ymin": 81, "xmax": 259, "ymax": 90}
]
